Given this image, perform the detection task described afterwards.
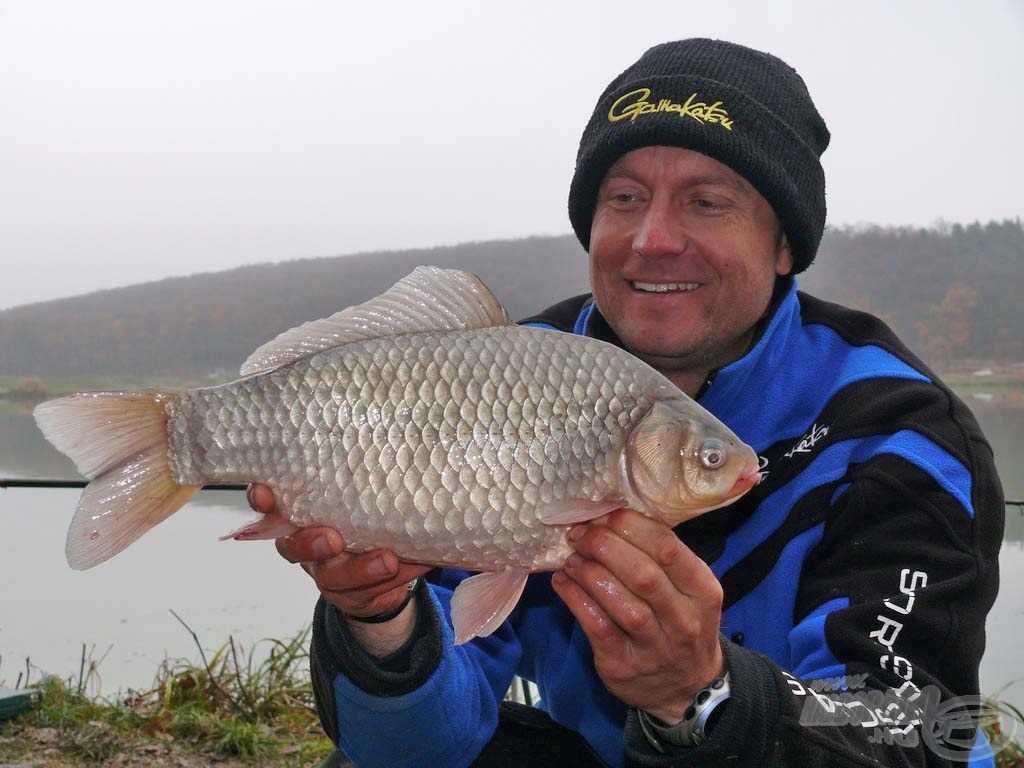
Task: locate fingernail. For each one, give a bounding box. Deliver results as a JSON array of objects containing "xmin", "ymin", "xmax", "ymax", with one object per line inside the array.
[
  {"xmin": 311, "ymin": 535, "xmax": 334, "ymax": 559},
  {"xmin": 565, "ymin": 553, "xmax": 582, "ymax": 570},
  {"xmin": 245, "ymin": 485, "xmax": 255, "ymax": 508},
  {"xmin": 568, "ymin": 526, "xmax": 585, "ymax": 542},
  {"xmin": 551, "ymin": 571, "xmax": 566, "ymax": 586},
  {"xmin": 368, "ymin": 556, "xmax": 393, "ymax": 578}
]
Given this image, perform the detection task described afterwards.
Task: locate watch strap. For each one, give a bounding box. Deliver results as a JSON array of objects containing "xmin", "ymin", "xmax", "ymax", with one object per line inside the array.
[
  {"xmin": 345, "ymin": 578, "xmax": 420, "ymax": 624},
  {"xmin": 638, "ymin": 671, "xmax": 732, "ymax": 749}
]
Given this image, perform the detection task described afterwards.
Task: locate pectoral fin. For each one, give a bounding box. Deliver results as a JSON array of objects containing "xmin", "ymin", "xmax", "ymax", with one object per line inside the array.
[
  {"xmin": 536, "ymin": 498, "xmax": 626, "ymax": 525},
  {"xmin": 450, "ymin": 568, "xmax": 529, "ymax": 645}
]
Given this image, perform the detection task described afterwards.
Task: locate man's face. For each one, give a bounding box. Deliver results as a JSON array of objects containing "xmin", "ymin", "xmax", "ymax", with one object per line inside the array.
[{"xmin": 589, "ymin": 146, "xmax": 793, "ymax": 389}]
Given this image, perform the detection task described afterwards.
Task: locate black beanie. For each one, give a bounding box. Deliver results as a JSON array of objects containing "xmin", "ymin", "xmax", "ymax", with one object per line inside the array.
[{"xmin": 568, "ymin": 39, "xmax": 830, "ymax": 273}]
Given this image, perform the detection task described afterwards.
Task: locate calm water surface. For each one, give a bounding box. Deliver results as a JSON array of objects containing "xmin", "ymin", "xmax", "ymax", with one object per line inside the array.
[{"xmin": 1, "ymin": 393, "xmax": 1022, "ymax": 706}]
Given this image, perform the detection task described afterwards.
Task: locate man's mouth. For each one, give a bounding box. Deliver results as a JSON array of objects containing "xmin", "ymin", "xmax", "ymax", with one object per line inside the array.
[{"xmin": 630, "ymin": 281, "xmax": 700, "ymax": 293}]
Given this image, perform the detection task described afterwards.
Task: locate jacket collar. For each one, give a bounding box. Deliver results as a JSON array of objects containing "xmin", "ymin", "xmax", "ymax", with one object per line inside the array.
[
  {"xmin": 582, "ymin": 277, "xmax": 800, "ymax": 415},
  {"xmin": 698, "ymin": 277, "xmax": 799, "ymax": 416}
]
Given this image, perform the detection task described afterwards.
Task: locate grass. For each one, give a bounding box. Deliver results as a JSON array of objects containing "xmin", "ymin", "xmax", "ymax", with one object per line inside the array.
[
  {"xmin": 948, "ymin": 376, "xmax": 1024, "ymax": 390},
  {"xmin": 3, "ymin": 621, "xmax": 1024, "ymax": 766},
  {"xmin": 986, "ymin": 681, "xmax": 1024, "ymax": 767},
  {"xmin": 939, "ymin": 362, "xmax": 1024, "ymax": 389},
  {"xmin": 0, "ymin": 622, "xmax": 337, "ymax": 767}
]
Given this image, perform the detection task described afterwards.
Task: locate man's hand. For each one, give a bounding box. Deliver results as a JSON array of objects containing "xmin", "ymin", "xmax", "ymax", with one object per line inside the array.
[
  {"xmin": 248, "ymin": 483, "xmax": 431, "ymax": 656},
  {"xmin": 550, "ymin": 508, "xmax": 725, "ymax": 724}
]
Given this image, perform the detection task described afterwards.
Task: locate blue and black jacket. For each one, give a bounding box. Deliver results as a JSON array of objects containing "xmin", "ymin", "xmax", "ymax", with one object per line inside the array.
[{"xmin": 309, "ymin": 278, "xmax": 1003, "ymax": 767}]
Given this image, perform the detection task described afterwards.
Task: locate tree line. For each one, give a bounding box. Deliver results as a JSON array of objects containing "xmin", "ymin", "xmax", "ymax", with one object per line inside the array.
[
  {"xmin": 0, "ymin": 220, "xmax": 1020, "ymax": 378},
  {"xmin": 798, "ymin": 219, "xmax": 1023, "ymax": 366}
]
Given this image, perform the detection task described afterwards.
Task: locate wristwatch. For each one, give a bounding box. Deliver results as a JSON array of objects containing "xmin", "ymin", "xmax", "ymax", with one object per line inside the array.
[
  {"xmin": 345, "ymin": 578, "xmax": 420, "ymax": 624},
  {"xmin": 638, "ymin": 671, "xmax": 731, "ymax": 750}
]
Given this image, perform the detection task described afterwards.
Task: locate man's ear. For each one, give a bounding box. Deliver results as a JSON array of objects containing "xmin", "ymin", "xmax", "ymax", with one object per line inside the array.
[{"xmin": 775, "ymin": 232, "xmax": 793, "ymax": 276}]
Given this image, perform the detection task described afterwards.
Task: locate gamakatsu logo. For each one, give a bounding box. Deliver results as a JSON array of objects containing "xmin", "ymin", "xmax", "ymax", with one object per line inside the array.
[{"xmin": 608, "ymin": 88, "xmax": 734, "ymax": 130}]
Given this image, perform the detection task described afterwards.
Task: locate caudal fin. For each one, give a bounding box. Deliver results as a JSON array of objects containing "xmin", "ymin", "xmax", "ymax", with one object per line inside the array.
[{"xmin": 33, "ymin": 391, "xmax": 201, "ymax": 570}]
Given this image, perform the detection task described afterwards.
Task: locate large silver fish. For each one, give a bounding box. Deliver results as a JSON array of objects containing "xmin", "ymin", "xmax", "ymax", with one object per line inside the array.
[{"xmin": 34, "ymin": 267, "xmax": 759, "ymax": 643}]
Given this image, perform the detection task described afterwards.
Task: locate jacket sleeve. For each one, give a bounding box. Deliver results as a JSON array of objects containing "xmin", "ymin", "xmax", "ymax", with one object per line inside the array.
[
  {"xmin": 309, "ymin": 572, "xmax": 525, "ymax": 768},
  {"xmin": 624, "ymin": 434, "xmax": 1004, "ymax": 767}
]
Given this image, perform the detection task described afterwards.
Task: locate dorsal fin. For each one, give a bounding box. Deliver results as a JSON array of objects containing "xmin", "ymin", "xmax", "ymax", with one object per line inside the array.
[{"xmin": 240, "ymin": 266, "xmax": 510, "ymax": 375}]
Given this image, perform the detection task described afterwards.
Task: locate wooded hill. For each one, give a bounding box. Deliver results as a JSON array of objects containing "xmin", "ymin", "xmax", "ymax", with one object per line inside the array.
[{"xmin": 1, "ymin": 220, "xmax": 1020, "ymax": 377}]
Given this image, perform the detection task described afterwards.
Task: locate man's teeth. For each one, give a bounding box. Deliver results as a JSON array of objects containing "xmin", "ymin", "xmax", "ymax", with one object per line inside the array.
[{"xmin": 631, "ymin": 281, "xmax": 699, "ymax": 293}]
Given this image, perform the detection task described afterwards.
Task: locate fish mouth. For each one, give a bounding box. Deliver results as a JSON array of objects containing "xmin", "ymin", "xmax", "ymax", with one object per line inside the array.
[
  {"xmin": 732, "ymin": 463, "xmax": 763, "ymax": 494},
  {"xmin": 630, "ymin": 280, "xmax": 701, "ymax": 294}
]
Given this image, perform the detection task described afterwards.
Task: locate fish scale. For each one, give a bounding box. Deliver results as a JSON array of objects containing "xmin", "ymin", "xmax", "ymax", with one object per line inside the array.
[
  {"xmin": 35, "ymin": 266, "xmax": 759, "ymax": 643},
  {"xmin": 166, "ymin": 326, "xmax": 670, "ymax": 570}
]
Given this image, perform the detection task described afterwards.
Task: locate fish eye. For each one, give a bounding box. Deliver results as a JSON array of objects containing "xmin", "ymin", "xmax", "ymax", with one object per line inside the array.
[{"xmin": 699, "ymin": 439, "xmax": 727, "ymax": 470}]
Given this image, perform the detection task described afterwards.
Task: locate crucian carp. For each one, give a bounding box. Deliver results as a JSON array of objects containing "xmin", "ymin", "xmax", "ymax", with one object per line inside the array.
[{"xmin": 35, "ymin": 267, "xmax": 760, "ymax": 643}]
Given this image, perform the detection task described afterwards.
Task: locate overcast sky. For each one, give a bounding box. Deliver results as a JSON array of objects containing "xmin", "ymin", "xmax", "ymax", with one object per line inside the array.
[{"xmin": 1, "ymin": 0, "xmax": 1021, "ymax": 311}]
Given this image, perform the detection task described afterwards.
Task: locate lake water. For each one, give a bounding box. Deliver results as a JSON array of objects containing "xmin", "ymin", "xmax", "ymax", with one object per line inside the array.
[{"xmin": 1, "ymin": 393, "xmax": 1022, "ymax": 708}]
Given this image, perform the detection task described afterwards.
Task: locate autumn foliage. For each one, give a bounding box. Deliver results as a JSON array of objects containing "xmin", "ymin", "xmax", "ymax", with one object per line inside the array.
[{"xmin": 915, "ymin": 283, "xmax": 979, "ymax": 365}]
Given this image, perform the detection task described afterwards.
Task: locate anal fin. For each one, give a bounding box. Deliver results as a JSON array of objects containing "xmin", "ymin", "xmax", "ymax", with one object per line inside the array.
[
  {"xmin": 450, "ymin": 568, "xmax": 529, "ymax": 645},
  {"xmin": 220, "ymin": 512, "xmax": 300, "ymax": 541}
]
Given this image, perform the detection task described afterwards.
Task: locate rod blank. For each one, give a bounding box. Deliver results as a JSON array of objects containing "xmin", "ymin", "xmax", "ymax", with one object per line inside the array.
[{"xmin": 0, "ymin": 479, "xmax": 248, "ymax": 490}]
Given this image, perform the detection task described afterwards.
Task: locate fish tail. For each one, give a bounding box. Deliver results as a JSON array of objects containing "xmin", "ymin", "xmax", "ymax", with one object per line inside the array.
[{"xmin": 34, "ymin": 390, "xmax": 200, "ymax": 570}]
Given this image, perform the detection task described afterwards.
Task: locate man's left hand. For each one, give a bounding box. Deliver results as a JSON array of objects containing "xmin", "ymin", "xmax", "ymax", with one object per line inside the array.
[{"xmin": 551, "ymin": 508, "xmax": 725, "ymax": 724}]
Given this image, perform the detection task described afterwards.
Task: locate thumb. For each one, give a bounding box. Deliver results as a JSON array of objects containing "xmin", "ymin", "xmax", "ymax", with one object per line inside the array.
[{"xmin": 246, "ymin": 483, "xmax": 278, "ymax": 514}]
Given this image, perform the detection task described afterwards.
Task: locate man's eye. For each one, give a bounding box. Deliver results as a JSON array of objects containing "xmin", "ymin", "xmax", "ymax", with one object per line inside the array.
[
  {"xmin": 602, "ymin": 185, "xmax": 645, "ymax": 206},
  {"xmin": 604, "ymin": 188, "xmax": 640, "ymax": 202}
]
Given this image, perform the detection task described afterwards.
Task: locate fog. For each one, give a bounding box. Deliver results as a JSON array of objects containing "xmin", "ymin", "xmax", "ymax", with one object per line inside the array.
[{"xmin": 1, "ymin": 0, "xmax": 1020, "ymax": 310}]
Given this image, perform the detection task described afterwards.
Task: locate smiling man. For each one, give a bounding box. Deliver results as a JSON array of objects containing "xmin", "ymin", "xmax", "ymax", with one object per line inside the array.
[
  {"xmin": 254, "ymin": 39, "xmax": 1003, "ymax": 767},
  {"xmin": 585, "ymin": 146, "xmax": 792, "ymax": 396}
]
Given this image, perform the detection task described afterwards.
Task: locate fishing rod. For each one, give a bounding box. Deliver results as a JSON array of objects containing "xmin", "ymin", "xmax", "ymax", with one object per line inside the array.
[
  {"xmin": 2, "ymin": 478, "xmax": 1023, "ymax": 510},
  {"xmin": 0, "ymin": 479, "xmax": 248, "ymax": 490}
]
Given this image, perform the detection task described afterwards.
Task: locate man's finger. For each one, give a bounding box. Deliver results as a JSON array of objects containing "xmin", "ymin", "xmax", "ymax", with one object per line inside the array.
[
  {"xmin": 315, "ymin": 560, "xmax": 433, "ymax": 616},
  {"xmin": 562, "ymin": 548, "xmax": 663, "ymax": 640},
  {"xmin": 247, "ymin": 482, "xmax": 278, "ymax": 514},
  {"xmin": 551, "ymin": 570, "xmax": 623, "ymax": 648},
  {"xmin": 276, "ymin": 527, "xmax": 345, "ymax": 563},
  {"xmin": 309, "ymin": 549, "xmax": 431, "ymax": 591},
  {"xmin": 568, "ymin": 521, "xmax": 677, "ymax": 612},
  {"xmin": 592, "ymin": 510, "xmax": 716, "ymax": 597},
  {"xmin": 311, "ymin": 547, "xmax": 399, "ymax": 589}
]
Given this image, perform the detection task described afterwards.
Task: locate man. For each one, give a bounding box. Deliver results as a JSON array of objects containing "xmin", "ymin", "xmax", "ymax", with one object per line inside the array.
[{"xmin": 250, "ymin": 39, "xmax": 1004, "ymax": 766}]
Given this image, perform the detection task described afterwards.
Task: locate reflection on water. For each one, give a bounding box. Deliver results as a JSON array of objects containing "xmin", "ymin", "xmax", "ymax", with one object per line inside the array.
[
  {"xmin": 0, "ymin": 400, "xmax": 78, "ymax": 479},
  {"xmin": 0, "ymin": 485, "xmax": 316, "ymax": 693},
  {"xmin": 1, "ymin": 401, "xmax": 317, "ymax": 692},
  {"xmin": 965, "ymin": 393, "xmax": 1024, "ymax": 550},
  {"xmin": 1, "ymin": 396, "xmax": 1023, "ymax": 705},
  {"xmin": 963, "ymin": 392, "xmax": 1024, "ymax": 712}
]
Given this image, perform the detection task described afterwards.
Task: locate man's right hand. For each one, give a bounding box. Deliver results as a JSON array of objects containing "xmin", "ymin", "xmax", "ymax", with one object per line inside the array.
[{"xmin": 248, "ymin": 483, "xmax": 432, "ymax": 655}]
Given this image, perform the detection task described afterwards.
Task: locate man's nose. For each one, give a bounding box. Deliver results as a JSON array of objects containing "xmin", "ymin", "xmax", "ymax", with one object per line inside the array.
[{"xmin": 632, "ymin": 196, "xmax": 686, "ymax": 257}]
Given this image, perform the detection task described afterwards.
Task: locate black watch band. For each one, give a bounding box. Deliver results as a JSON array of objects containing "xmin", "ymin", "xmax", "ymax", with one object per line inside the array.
[
  {"xmin": 345, "ymin": 578, "xmax": 420, "ymax": 624},
  {"xmin": 638, "ymin": 671, "xmax": 731, "ymax": 750}
]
